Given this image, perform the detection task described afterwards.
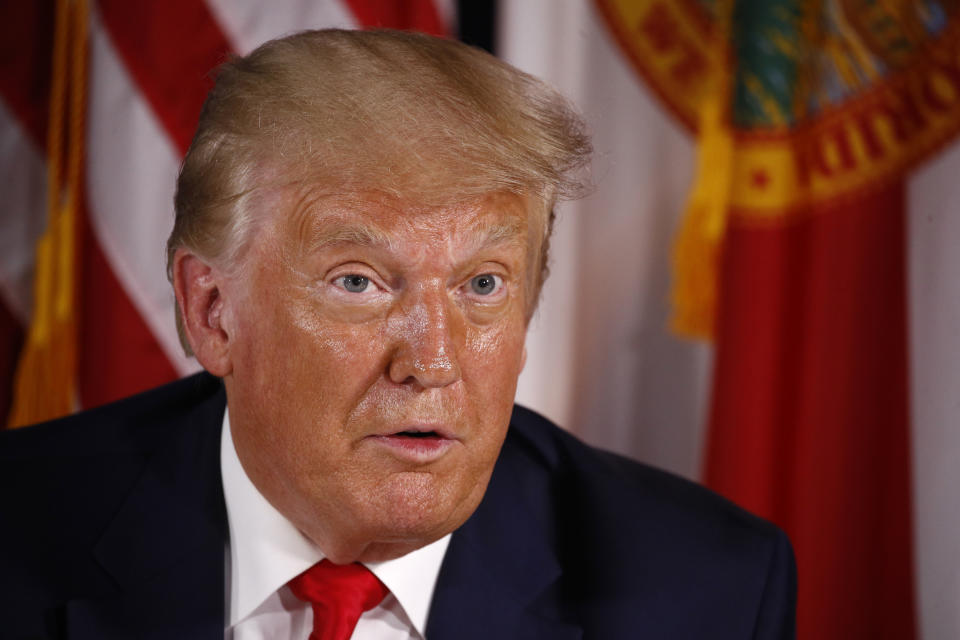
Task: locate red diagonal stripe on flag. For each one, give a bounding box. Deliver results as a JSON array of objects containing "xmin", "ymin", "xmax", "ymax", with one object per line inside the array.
[
  {"xmin": 0, "ymin": 1, "xmax": 53, "ymax": 145},
  {"xmin": 707, "ymin": 183, "xmax": 916, "ymax": 638},
  {"xmin": 78, "ymin": 196, "xmax": 180, "ymax": 409},
  {"xmin": 0, "ymin": 1, "xmax": 52, "ymax": 423},
  {"xmin": 0, "ymin": 301, "xmax": 24, "ymax": 424},
  {"xmin": 344, "ymin": 0, "xmax": 447, "ymax": 36},
  {"xmin": 98, "ymin": 0, "xmax": 233, "ymax": 154}
]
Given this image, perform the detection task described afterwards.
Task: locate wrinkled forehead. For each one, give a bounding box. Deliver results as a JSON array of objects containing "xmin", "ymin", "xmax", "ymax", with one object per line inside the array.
[{"xmin": 260, "ymin": 184, "xmax": 547, "ymax": 262}]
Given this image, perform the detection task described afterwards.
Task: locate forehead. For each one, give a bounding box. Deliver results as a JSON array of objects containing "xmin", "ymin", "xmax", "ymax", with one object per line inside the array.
[{"xmin": 278, "ymin": 188, "xmax": 539, "ymax": 255}]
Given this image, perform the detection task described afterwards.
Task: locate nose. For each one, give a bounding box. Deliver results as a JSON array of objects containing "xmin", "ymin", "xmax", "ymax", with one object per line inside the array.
[{"xmin": 387, "ymin": 286, "xmax": 462, "ymax": 388}]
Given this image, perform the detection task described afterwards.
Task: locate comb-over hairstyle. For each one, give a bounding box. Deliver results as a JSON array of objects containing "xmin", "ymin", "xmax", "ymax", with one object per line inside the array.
[{"xmin": 167, "ymin": 28, "xmax": 591, "ymax": 349}]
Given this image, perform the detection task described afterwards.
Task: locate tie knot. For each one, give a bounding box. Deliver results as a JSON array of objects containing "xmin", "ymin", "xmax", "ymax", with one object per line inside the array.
[{"xmin": 288, "ymin": 560, "xmax": 389, "ymax": 640}]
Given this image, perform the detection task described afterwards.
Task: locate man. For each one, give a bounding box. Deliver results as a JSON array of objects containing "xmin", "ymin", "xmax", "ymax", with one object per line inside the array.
[{"xmin": 0, "ymin": 29, "xmax": 795, "ymax": 639}]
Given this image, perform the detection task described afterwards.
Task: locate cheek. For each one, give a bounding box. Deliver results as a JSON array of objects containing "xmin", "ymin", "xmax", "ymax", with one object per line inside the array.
[
  {"xmin": 280, "ymin": 318, "xmax": 391, "ymax": 415},
  {"xmin": 463, "ymin": 318, "xmax": 527, "ymax": 408},
  {"xmin": 231, "ymin": 288, "xmax": 389, "ymax": 423},
  {"xmin": 470, "ymin": 309, "xmax": 527, "ymax": 366}
]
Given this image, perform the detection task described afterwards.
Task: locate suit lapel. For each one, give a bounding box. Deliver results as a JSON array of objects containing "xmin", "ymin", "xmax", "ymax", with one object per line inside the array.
[
  {"xmin": 64, "ymin": 376, "xmax": 228, "ymax": 639},
  {"xmin": 426, "ymin": 427, "xmax": 582, "ymax": 640}
]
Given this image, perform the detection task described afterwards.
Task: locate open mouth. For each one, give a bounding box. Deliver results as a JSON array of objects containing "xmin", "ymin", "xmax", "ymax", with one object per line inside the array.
[{"xmin": 371, "ymin": 428, "xmax": 456, "ymax": 461}]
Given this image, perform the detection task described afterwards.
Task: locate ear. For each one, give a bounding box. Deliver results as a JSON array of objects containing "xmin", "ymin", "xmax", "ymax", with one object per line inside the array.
[{"xmin": 172, "ymin": 248, "xmax": 233, "ymax": 377}]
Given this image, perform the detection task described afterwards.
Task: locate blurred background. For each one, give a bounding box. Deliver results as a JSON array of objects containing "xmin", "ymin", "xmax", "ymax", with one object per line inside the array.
[{"xmin": 1, "ymin": 1, "xmax": 958, "ymax": 638}]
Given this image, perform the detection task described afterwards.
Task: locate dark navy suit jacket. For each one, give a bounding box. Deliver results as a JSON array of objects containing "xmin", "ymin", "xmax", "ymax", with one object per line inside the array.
[{"xmin": 0, "ymin": 372, "xmax": 796, "ymax": 639}]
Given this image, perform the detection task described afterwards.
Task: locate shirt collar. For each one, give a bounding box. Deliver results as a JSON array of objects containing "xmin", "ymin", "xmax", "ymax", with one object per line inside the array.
[{"xmin": 220, "ymin": 409, "xmax": 450, "ymax": 634}]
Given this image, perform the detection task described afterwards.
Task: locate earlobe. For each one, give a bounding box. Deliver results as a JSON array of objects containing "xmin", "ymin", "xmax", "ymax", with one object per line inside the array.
[{"xmin": 173, "ymin": 249, "xmax": 233, "ymax": 377}]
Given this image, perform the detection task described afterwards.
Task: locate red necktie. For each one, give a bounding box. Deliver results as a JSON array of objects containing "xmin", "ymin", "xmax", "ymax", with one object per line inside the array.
[{"xmin": 288, "ymin": 559, "xmax": 390, "ymax": 640}]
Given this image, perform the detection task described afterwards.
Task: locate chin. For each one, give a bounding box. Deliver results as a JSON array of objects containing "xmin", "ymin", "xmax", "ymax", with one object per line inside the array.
[
  {"xmin": 323, "ymin": 502, "xmax": 465, "ymax": 565},
  {"xmin": 290, "ymin": 467, "xmax": 493, "ymax": 564},
  {"xmin": 377, "ymin": 472, "xmax": 471, "ymax": 529},
  {"xmin": 365, "ymin": 471, "xmax": 484, "ymax": 541}
]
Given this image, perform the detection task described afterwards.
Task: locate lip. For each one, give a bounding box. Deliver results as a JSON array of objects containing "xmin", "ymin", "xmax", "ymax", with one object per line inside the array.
[{"xmin": 367, "ymin": 425, "xmax": 459, "ymax": 464}]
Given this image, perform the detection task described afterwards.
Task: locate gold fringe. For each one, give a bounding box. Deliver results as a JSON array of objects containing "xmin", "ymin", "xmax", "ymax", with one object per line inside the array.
[{"xmin": 8, "ymin": 0, "xmax": 88, "ymax": 428}]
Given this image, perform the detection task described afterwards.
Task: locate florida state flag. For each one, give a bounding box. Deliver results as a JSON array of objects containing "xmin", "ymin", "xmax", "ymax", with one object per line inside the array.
[{"xmin": 597, "ymin": 0, "xmax": 960, "ymax": 637}]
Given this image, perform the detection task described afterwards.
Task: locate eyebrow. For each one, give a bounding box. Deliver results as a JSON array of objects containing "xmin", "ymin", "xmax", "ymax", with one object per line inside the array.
[
  {"xmin": 479, "ymin": 219, "xmax": 528, "ymax": 249},
  {"xmin": 303, "ymin": 222, "xmax": 396, "ymax": 253}
]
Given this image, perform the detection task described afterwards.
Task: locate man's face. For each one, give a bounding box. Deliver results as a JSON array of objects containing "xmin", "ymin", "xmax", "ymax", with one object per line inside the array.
[{"xmin": 221, "ymin": 189, "xmax": 535, "ymax": 563}]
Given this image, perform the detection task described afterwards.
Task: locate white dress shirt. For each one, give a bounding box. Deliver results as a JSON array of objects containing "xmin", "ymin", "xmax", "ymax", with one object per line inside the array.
[{"xmin": 220, "ymin": 410, "xmax": 451, "ymax": 639}]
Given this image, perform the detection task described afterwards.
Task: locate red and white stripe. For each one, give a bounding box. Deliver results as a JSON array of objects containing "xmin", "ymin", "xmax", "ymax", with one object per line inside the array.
[
  {"xmin": 0, "ymin": 2, "xmax": 54, "ymax": 419},
  {"xmin": 0, "ymin": 0, "xmax": 452, "ymax": 416}
]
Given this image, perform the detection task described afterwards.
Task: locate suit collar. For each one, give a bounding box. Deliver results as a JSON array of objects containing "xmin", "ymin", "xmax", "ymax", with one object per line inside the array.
[
  {"xmin": 65, "ymin": 373, "xmax": 228, "ymax": 639},
  {"xmin": 426, "ymin": 424, "xmax": 583, "ymax": 640}
]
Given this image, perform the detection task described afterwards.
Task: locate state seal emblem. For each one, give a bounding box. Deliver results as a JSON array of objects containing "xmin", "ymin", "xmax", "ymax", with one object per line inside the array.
[{"xmin": 595, "ymin": 0, "xmax": 960, "ymax": 333}]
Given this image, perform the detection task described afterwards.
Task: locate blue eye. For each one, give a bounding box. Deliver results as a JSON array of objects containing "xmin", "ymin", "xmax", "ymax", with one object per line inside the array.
[
  {"xmin": 470, "ymin": 274, "xmax": 499, "ymax": 295},
  {"xmin": 340, "ymin": 275, "xmax": 370, "ymax": 293}
]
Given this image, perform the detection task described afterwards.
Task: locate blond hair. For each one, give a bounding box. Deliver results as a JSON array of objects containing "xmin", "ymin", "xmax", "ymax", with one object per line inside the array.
[{"xmin": 168, "ymin": 29, "xmax": 591, "ymax": 349}]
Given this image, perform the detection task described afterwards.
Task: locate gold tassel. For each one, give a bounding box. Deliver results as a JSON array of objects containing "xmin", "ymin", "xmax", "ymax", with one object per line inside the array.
[
  {"xmin": 669, "ymin": 97, "xmax": 733, "ymax": 340},
  {"xmin": 8, "ymin": 0, "xmax": 88, "ymax": 428},
  {"xmin": 669, "ymin": 0, "xmax": 734, "ymax": 341}
]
